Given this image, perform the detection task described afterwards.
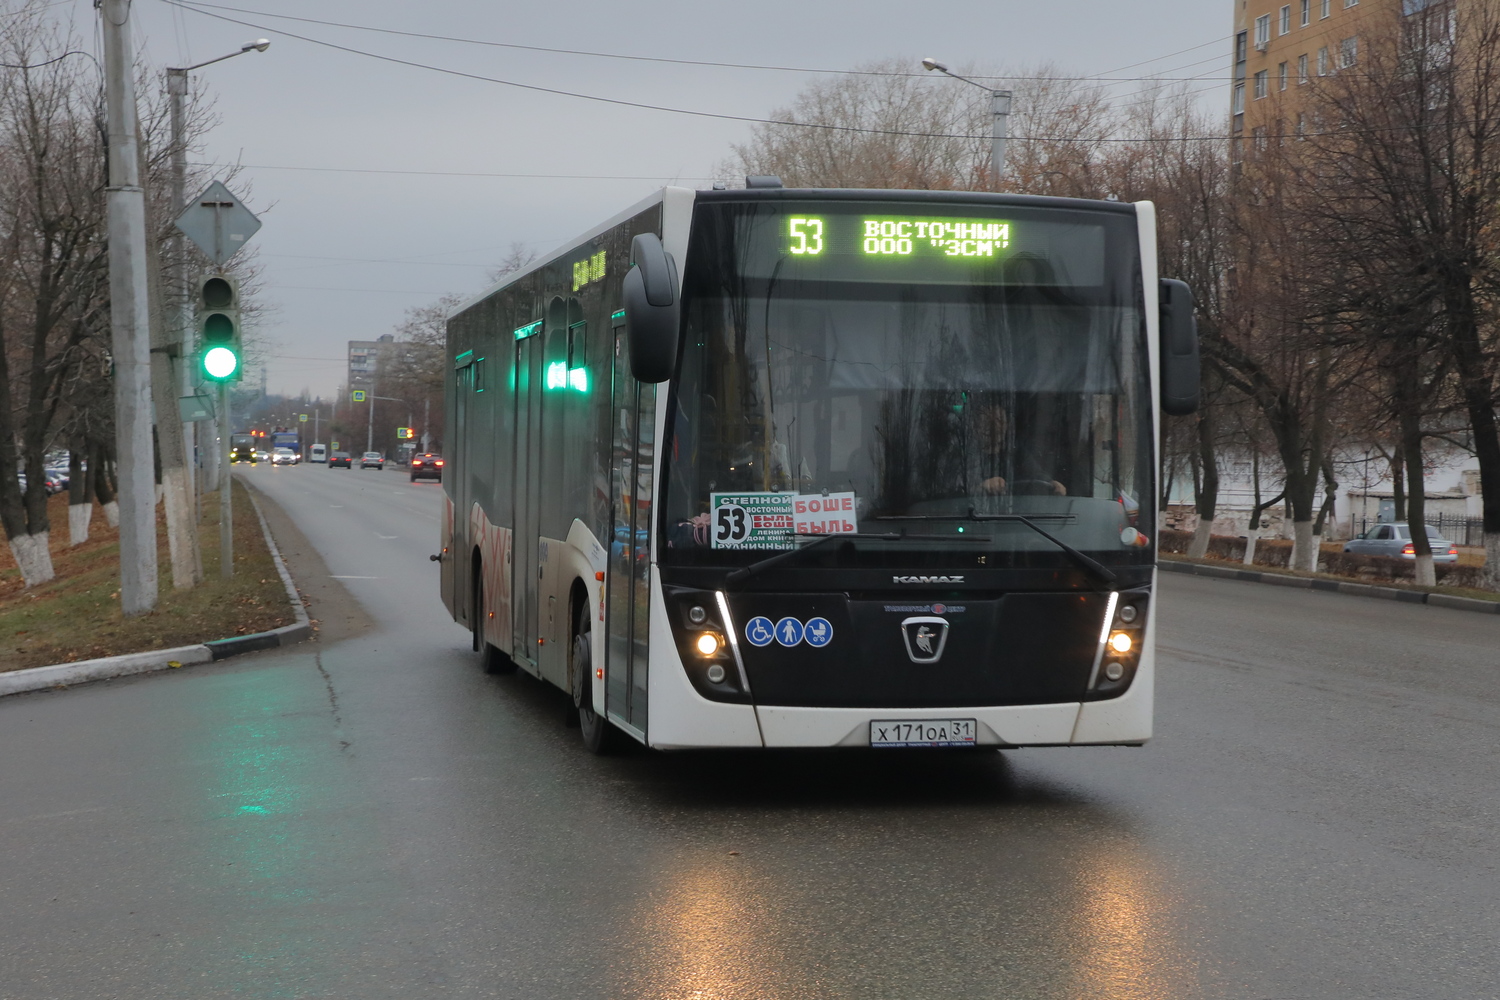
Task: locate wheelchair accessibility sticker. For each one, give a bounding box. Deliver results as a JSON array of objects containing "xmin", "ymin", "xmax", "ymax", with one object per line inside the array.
[
  {"xmin": 745, "ymin": 617, "xmax": 776, "ymax": 647},
  {"xmin": 745, "ymin": 616, "xmax": 833, "ymax": 648}
]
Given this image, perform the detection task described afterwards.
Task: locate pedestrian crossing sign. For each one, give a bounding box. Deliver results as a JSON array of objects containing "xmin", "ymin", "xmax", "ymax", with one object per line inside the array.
[{"xmin": 351, "ymin": 390, "xmax": 366, "ymax": 402}]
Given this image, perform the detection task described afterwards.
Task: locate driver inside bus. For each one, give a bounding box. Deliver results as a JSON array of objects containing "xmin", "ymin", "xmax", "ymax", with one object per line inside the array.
[{"xmin": 975, "ymin": 398, "xmax": 1066, "ymax": 496}]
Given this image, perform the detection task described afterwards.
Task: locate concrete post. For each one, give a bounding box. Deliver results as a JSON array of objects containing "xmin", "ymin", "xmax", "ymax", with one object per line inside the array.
[{"xmin": 102, "ymin": 0, "xmax": 158, "ymax": 616}]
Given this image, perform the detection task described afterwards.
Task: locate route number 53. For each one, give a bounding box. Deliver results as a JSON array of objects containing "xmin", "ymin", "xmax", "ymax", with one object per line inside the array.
[
  {"xmin": 788, "ymin": 218, "xmax": 824, "ymax": 256},
  {"xmin": 715, "ymin": 504, "xmax": 749, "ymax": 545}
]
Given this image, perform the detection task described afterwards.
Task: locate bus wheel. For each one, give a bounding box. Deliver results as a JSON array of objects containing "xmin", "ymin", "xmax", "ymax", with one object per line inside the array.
[
  {"xmin": 573, "ymin": 624, "xmax": 621, "ymax": 754},
  {"xmin": 472, "ymin": 571, "xmax": 515, "ymax": 675}
]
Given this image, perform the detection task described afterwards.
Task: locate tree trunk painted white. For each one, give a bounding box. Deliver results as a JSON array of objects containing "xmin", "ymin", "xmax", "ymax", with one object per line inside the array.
[
  {"xmin": 68, "ymin": 502, "xmax": 93, "ymax": 546},
  {"xmin": 1412, "ymin": 553, "xmax": 1436, "ymax": 587},
  {"xmin": 1310, "ymin": 534, "xmax": 1322, "ymax": 574},
  {"xmin": 1291, "ymin": 520, "xmax": 1316, "ymax": 572},
  {"xmin": 1187, "ymin": 520, "xmax": 1213, "ymax": 559},
  {"xmin": 1484, "ymin": 532, "xmax": 1500, "ymax": 591},
  {"xmin": 1243, "ymin": 527, "xmax": 1259, "ymax": 565},
  {"xmin": 8, "ymin": 532, "xmax": 54, "ymax": 588},
  {"xmin": 103, "ymin": 500, "xmax": 120, "ymax": 528},
  {"xmin": 160, "ymin": 465, "xmax": 200, "ymax": 590},
  {"xmin": 155, "ymin": 483, "xmax": 165, "ymax": 506}
]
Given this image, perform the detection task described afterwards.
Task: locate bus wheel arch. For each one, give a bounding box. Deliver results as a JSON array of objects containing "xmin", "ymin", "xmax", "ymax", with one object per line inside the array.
[{"xmin": 572, "ymin": 579, "xmax": 621, "ymax": 753}]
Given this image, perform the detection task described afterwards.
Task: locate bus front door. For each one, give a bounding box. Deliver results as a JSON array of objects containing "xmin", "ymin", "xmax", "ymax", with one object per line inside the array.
[
  {"xmin": 513, "ymin": 329, "xmax": 544, "ymax": 669},
  {"xmin": 606, "ymin": 326, "xmax": 654, "ymax": 735}
]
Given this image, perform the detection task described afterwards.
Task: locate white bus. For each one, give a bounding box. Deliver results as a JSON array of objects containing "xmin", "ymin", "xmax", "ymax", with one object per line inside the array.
[{"xmin": 439, "ymin": 182, "xmax": 1198, "ymax": 753}]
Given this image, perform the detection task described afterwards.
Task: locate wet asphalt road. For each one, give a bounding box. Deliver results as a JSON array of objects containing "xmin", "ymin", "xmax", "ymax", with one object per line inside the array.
[{"xmin": 1, "ymin": 462, "xmax": 1497, "ymax": 1000}]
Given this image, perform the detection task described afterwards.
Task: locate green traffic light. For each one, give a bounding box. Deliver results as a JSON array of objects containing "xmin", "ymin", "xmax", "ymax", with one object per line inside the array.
[{"xmin": 203, "ymin": 346, "xmax": 239, "ymax": 380}]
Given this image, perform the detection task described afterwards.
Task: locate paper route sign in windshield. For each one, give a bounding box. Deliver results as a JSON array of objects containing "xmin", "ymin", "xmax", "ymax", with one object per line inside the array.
[{"xmin": 710, "ymin": 492, "xmax": 857, "ymax": 549}]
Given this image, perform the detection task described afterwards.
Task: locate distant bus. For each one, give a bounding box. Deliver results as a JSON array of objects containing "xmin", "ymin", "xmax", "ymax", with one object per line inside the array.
[
  {"xmin": 270, "ymin": 430, "xmax": 300, "ymax": 454},
  {"xmin": 229, "ymin": 433, "xmax": 257, "ymax": 464},
  {"xmin": 309, "ymin": 443, "xmax": 327, "ymax": 463},
  {"xmin": 440, "ymin": 184, "xmax": 1199, "ymax": 753}
]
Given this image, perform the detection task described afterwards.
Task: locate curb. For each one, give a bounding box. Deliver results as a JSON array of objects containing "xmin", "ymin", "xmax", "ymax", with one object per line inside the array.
[
  {"xmin": 0, "ymin": 478, "xmax": 312, "ymax": 698},
  {"xmin": 1160, "ymin": 559, "xmax": 1500, "ymax": 615}
]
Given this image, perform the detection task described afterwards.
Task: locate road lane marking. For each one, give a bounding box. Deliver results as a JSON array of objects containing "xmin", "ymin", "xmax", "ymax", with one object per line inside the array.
[
  {"xmin": 375, "ymin": 534, "xmax": 398, "ymax": 540},
  {"xmin": 330, "ymin": 575, "xmax": 384, "ymax": 579}
]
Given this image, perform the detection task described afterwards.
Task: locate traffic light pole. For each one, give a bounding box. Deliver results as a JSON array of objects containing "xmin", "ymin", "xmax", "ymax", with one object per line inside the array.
[
  {"xmin": 102, "ymin": 0, "xmax": 158, "ymax": 616},
  {"xmin": 219, "ymin": 383, "xmax": 233, "ymax": 579}
]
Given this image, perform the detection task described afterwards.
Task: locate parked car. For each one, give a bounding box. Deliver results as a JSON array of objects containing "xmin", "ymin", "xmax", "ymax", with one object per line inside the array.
[
  {"xmin": 1344, "ymin": 522, "xmax": 1459, "ymax": 563},
  {"xmin": 43, "ymin": 469, "xmax": 69, "ymax": 495},
  {"xmin": 360, "ymin": 451, "xmax": 385, "ymax": 470},
  {"xmin": 328, "ymin": 451, "xmax": 353, "ymax": 469},
  {"xmin": 271, "ymin": 447, "xmax": 297, "ymax": 466},
  {"xmin": 409, "ymin": 453, "xmax": 444, "ymax": 482}
]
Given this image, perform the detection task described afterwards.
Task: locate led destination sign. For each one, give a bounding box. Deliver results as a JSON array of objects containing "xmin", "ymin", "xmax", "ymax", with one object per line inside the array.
[
  {"xmin": 727, "ymin": 202, "xmax": 1106, "ymax": 286},
  {"xmin": 789, "ymin": 216, "xmax": 1012, "ymax": 259}
]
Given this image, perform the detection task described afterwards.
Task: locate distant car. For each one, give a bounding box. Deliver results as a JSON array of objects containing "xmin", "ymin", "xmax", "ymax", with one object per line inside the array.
[
  {"xmin": 309, "ymin": 444, "xmax": 327, "ymax": 463},
  {"xmin": 328, "ymin": 451, "xmax": 353, "ymax": 469},
  {"xmin": 254, "ymin": 450, "xmax": 270, "ymax": 463},
  {"xmin": 1344, "ymin": 522, "xmax": 1459, "ymax": 563},
  {"xmin": 43, "ymin": 469, "xmax": 69, "ymax": 495},
  {"xmin": 271, "ymin": 448, "xmax": 297, "ymax": 466},
  {"xmin": 409, "ymin": 453, "xmax": 444, "ymax": 482},
  {"xmin": 361, "ymin": 451, "xmax": 385, "ymax": 470}
]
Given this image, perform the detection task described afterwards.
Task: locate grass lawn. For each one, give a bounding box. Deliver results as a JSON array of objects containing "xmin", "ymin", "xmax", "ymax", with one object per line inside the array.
[{"xmin": 0, "ymin": 479, "xmax": 292, "ymax": 671}]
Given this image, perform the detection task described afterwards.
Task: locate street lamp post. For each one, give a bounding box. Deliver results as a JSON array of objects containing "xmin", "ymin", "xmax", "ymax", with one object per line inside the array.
[
  {"xmin": 166, "ymin": 39, "xmax": 268, "ymax": 582},
  {"xmin": 922, "ymin": 58, "xmax": 1012, "ymax": 189}
]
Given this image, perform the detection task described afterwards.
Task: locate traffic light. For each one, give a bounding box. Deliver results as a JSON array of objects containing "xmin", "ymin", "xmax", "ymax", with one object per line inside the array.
[{"xmin": 197, "ymin": 273, "xmax": 241, "ymax": 382}]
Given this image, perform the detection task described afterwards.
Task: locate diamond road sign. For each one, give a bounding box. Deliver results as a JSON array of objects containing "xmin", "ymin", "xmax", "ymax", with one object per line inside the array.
[{"xmin": 174, "ymin": 180, "xmax": 262, "ymax": 267}]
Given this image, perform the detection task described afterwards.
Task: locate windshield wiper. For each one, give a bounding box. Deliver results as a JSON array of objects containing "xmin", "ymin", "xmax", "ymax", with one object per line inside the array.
[
  {"xmin": 872, "ymin": 509, "xmax": 1117, "ymax": 585},
  {"xmin": 724, "ymin": 532, "xmax": 900, "ymax": 589}
]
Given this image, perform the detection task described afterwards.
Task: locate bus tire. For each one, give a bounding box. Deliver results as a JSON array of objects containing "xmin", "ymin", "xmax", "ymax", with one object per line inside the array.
[
  {"xmin": 573, "ymin": 623, "xmax": 621, "ymax": 755},
  {"xmin": 473, "ymin": 568, "xmax": 516, "ymax": 675}
]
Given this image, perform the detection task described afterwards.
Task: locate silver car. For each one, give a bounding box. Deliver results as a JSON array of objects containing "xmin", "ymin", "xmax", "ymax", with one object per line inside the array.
[{"xmin": 1344, "ymin": 522, "xmax": 1458, "ymax": 563}]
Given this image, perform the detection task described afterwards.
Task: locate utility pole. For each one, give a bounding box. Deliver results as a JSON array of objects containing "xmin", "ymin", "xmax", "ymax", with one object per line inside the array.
[
  {"xmin": 148, "ymin": 65, "xmax": 203, "ymax": 590},
  {"xmin": 102, "ymin": 0, "xmax": 157, "ymax": 616},
  {"xmin": 366, "ymin": 390, "xmax": 375, "ymax": 453},
  {"xmin": 421, "ymin": 397, "xmax": 430, "ymax": 452}
]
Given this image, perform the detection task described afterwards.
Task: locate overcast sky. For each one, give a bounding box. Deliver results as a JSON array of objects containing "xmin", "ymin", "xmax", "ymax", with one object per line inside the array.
[{"xmin": 49, "ymin": 0, "xmax": 1230, "ymax": 401}]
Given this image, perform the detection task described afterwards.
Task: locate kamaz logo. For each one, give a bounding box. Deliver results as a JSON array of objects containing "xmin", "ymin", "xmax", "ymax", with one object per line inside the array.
[{"xmin": 892, "ymin": 575, "xmax": 964, "ymax": 584}]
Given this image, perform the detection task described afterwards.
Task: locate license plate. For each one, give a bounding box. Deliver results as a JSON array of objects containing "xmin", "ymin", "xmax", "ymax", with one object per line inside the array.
[{"xmin": 870, "ymin": 719, "xmax": 977, "ymax": 747}]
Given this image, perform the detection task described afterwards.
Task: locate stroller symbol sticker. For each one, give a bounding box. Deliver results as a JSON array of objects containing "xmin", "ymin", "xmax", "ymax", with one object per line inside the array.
[
  {"xmin": 804, "ymin": 617, "xmax": 833, "ymax": 647},
  {"xmin": 745, "ymin": 617, "xmax": 775, "ymax": 647}
]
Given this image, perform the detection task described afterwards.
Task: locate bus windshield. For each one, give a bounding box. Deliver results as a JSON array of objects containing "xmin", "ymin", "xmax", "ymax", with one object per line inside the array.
[{"xmin": 661, "ymin": 198, "xmax": 1153, "ymax": 573}]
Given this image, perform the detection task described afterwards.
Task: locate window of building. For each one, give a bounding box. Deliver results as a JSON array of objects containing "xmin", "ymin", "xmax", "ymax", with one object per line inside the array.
[
  {"xmin": 1340, "ymin": 36, "xmax": 1358, "ymax": 68},
  {"xmin": 1255, "ymin": 14, "xmax": 1271, "ymax": 47},
  {"xmin": 1344, "ymin": 0, "xmax": 1358, "ymax": 7},
  {"xmin": 1236, "ymin": 30, "xmax": 1248, "ymax": 64},
  {"xmin": 1318, "ymin": 46, "xmax": 1330, "ymax": 74},
  {"xmin": 1279, "ymin": 61, "xmax": 1289, "ymax": 89},
  {"xmin": 1280, "ymin": 5, "xmax": 1292, "ymax": 34},
  {"xmin": 1301, "ymin": 0, "xmax": 1310, "ymax": 26},
  {"xmin": 1252, "ymin": 125, "xmax": 1268, "ymax": 152},
  {"xmin": 1321, "ymin": 0, "xmax": 1331, "ymax": 18},
  {"xmin": 1233, "ymin": 83, "xmax": 1245, "ymax": 114},
  {"xmin": 1296, "ymin": 112, "xmax": 1307, "ymax": 137},
  {"xmin": 1254, "ymin": 69, "xmax": 1269, "ymax": 99},
  {"xmin": 1298, "ymin": 53, "xmax": 1309, "ymax": 82}
]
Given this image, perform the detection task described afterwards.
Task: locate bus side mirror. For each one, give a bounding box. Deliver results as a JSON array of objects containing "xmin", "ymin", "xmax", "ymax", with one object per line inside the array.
[
  {"xmin": 1159, "ymin": 278, "xmax": 1200, "ymax": 416},
  {"xmin": 623, "ymin": 233, "xmax": 680, "ymax": 383}
]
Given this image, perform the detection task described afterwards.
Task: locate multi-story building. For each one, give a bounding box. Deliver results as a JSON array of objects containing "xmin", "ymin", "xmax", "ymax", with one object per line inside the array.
[
  {"xmin": 1228, "ymin": 0, "xmax": 1454, "ymax": 158},
  {"xmin": 346, "ymin": 334, "xmax": 396, "ymax": 396}
]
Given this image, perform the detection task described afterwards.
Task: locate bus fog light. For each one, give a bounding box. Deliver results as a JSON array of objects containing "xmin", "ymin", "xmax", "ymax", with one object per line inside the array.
[
  {"xmin": 695, "ymin": 633, "xmax": 721, "ymax": 657},
  {"xmin": 706, "ymin": 664, "xmax": 727, "ymax": 684},
  {"xmin": 1108, "ymin": 632, "xmax": 1133, "ymax": 654},
  {"xmin": 689, "ymin": 605, "xmax": 708, "ymax": 624},
  {"xmin": 1118, "ymin": 604, "xmax": 1138, "ymax": 624},
  {"xmin": 1103, "ymin": 662, "xmax": 1125, "ymax": 682}
]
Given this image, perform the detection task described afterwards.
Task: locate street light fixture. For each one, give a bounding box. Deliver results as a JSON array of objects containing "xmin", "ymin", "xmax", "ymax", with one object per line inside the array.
[
  {"xmin": 165, "ymin": 40, "xmax": 270, "ymax": 582},
  {"xmin": 921, "ymin": 57, "xmax": 1012, "ymax": 189}
]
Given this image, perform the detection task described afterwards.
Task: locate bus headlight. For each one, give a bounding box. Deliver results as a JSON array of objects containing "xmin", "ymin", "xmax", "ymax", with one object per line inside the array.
[
  {"xmin": 1108, "ymin": 631, "xmax": 1133, "ymax": 654},
  {"xmin": 695, "ymin": 632, "xmax": 722, "ymax": 657}
]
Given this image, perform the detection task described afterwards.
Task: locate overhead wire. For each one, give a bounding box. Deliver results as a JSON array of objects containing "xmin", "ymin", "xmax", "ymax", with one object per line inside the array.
[{"xmin": 168, "ymin": 0, "xmax": 1230, "ymax": 84}]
